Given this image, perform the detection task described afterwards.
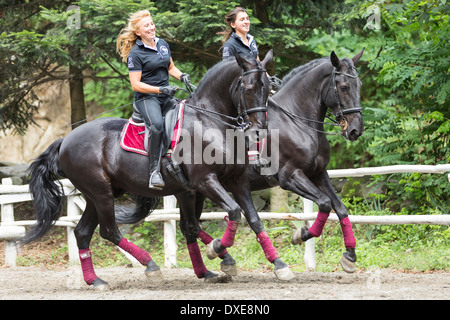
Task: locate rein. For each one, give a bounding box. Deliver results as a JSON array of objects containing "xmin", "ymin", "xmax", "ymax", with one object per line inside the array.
[
  {"xmin": 181, "ymin": 67, "xmax": 268, "ymax": 131},
  {"xmin": 271, "ymin": 66, "xmax": 362, "ymax": 136},
  {"xmin": 269, "ymin": 97, "xmax": 342, "ymax": 136}
]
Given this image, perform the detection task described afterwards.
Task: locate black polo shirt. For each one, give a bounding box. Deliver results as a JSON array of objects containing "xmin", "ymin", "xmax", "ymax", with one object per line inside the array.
[
  {"xmin": 128, "ymin": 37, "xmax": 171, "ymax": 99},
  {"xmin": 222, "ymin": 33, "xmax": 259, "ymax": 60}
]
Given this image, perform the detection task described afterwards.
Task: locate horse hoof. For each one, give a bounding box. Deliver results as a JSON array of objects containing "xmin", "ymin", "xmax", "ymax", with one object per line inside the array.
[
  {"xmin": 274, "ymin": 267, "xmax": 295, "ymax": 281},
  {"xmin": 92, "ymin": 278, "xmax": 111, "ymax": 291},
  {"xmin": 206, "ymin": 273, "xmax": 233, "ymax": 284},
  {"xmin": 145, "ymin": 260, "xmax": 162, "ymax": 280},
  {"xmin": 340, "ymin": 255, "xmax": 356, "ymax": 273},
  {"xmin": 145, "ymin": 269, "xmax": 162, "ymax": 279},
  {"xmin": 206, "ymin": 239, "xmax": 220, "ymax": 260},
  {"xmin": 291, "ymin": 228, "xmax": 303, "ymax": 245},
  {"xmin": 204, "ymin": 271, "xmax": 219, "ymax": 283},
  {"xmin": 291, "ymin": 226, "xmax": 311, "ymax": 245},
  {"xmin": 221, "ymin": 261, "xmax": 238, "ymax": 276}
]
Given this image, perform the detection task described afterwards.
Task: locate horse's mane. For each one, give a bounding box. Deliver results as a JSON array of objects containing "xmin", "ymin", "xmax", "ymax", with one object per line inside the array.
[
  {"xmin": 281, "ymin": 56, "xmax": 355, "ymax": 88},
  {"xmin": 194, "ymin": 58, "xmax": 239, "ymax": 93},
  {"xmin": 281, "ymin": 57, "xmax": 329, "ymax": 86}
]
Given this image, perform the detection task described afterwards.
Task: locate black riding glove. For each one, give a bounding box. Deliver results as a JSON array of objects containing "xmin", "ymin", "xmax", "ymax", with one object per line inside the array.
[
  {"xmin": 159, "ymin": 85, "xmax": 178, "ymax": 98},
  {"xmin": 180, "ymin": 73, "xmax": 191, "ymax": 85}
]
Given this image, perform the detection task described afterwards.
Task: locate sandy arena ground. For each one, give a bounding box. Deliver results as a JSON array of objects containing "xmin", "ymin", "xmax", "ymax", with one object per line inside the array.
[{"xmin": 0, "ymin": 265, "xmax": 448, "ymax": 300}]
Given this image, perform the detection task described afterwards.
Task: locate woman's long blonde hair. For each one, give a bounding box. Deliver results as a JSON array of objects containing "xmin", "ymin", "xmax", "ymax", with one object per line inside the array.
[{"xmin": 116, "ymin": 10, "xmax": 152, "ymax": 62}]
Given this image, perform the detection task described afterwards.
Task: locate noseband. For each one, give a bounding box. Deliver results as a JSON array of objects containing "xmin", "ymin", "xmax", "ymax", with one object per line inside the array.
[{"xmin": 232, "ymin": 67, "xmax": 268, "ymax": 131}]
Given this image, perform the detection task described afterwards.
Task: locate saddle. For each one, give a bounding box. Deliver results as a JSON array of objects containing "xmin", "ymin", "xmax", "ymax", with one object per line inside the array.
[
  {"xmin": 120, "ymin": 99, "xmax": 185, "ymax": 156},
  {"xmin": 120, "ymin": 99, "xmax": 190, "ymax": 190},
  {"xmin": 120, "ymin": 99, "xmax": 273, "ymax": 190}
]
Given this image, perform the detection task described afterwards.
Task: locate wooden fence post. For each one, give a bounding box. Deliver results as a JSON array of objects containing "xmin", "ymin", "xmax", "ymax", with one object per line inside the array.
[{"xmin": 164, "ymin": 196, "xmax": 177, "ymax": 268}]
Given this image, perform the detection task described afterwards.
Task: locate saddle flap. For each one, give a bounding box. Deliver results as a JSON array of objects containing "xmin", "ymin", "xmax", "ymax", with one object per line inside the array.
[{"xmin": 163, "ymin": 100, "xmax": 181, "ymax": 152}]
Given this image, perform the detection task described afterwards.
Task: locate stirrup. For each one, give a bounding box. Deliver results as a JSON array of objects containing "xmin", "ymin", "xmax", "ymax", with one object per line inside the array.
[{"xmin": 149, "ymin": 171, "xmax": 165, "ymax": 190}]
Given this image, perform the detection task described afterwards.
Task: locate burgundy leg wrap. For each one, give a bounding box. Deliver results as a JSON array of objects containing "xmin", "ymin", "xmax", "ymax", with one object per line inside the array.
[
  {"xmin": 197, "ymin": 230, "xmax": 228, "ymax": 258},
  {"xmin": 187, "ymin": 242, "xmax": 208, "ymax": 278},
  {"xmin": 220, "ymin": 220, "xmax": 239, "ymax": 248},
  {"xmin": 256, "ymin": 231, "xmax": 279, "ymax": 263},
  {"xmin": 79, "ymin": 248, "xmax": 98, "ymax": 285},
  {"xmin": 340, "ymin": 217, "xmax": 356, "ymax": 248},
  {"xmin": 197, "ymin": 230, "xmax": 213, "ymax": 244},
  {"xmin": 308, "ymin": 211, "xmax": 330, "ymax": 237},
  {"xmin": 118, "ymin": 238, "xmax": 151, "ymax": 266}
]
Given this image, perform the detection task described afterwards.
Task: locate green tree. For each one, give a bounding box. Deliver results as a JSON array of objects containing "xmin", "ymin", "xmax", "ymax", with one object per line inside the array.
[
  {"xmin": 0, "ymin": 0, "xmax": 155, "ymax": 132},
  {"xmin": 336, "ymin": 0, "xmax": 449, "ymax": 213},
  {"xmin": 1, "ymin": 0, "xmax": 347, "ymax": 133}
]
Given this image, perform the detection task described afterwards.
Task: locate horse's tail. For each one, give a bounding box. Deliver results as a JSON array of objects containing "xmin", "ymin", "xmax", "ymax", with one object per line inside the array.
[
  {"xmin": 21, "ymin": 138, "xmax": 66, "ymax": 244},
  {"xmin": 115, "ymin": 194, "xmax": 161, "ymax": 224}
]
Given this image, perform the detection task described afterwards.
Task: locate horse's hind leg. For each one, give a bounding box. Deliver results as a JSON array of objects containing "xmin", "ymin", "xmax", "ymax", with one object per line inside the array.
[
  {"xmin": 74, "ymin": 199, "xmax": 106, "ymax": 289},
  {"xmin": 75, "ymin": 194, "xmax": 160, "ymax": 290},
  {"xmin": 94, "ymin": 194, "xmax": 161, "ymax": 279}
]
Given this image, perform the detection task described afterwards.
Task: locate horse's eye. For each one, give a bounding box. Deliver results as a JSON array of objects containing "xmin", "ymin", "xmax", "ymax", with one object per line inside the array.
[{"xmin": 340, "ymin": 85, "xmax": 349, "ymax": 93}]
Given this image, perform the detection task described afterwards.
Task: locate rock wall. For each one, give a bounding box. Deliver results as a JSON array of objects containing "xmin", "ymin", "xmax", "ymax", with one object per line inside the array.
[{"xmin": 0, "ymin": 81, "xmax": 71, "ymax": 164}]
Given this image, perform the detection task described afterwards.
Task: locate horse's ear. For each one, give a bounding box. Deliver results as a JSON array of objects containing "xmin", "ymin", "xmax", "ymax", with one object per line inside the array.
[
  {"xmin": 330, "ymin": 51, "xmax": 341, "ymax": 70},
  {"xmin": 261, "ymin": 49, "xmax": 273, "ymax": 69},
  {"xmin": 352, "ymin": 48, "xmax": 365, "ymax": 66},
  {"xmin": 234, "ymin": 52, "xmax": 251, "ymax": 71}
]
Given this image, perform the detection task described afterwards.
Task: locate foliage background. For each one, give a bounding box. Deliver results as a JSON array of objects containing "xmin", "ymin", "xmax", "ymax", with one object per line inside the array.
[{"xmin": 0, "ymin": 0, "xmax": 449, "ymax": 216}]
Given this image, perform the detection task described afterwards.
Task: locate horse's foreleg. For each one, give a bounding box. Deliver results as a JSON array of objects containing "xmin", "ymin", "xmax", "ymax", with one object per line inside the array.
[
  {"xmin": 190, "ymin": 191, "xmax": 237, "ymax": 276},
  {"xmin": 177, "ymin": 192, "xmax": 222, "ymax": 281},
  {"xmin": 229, "ymin": 182, "xmax": 294, "ymax": 281},
  {"xmin": 194, "ymin": 175, "xmax": 243, "ymax": 259},
  {"xmin": 279, "ymin": 169, "xmax": 333, "ymax": 244},
  {"xmin": 314, "ymin": 172, "xmax": 357, "ymax": 273}
]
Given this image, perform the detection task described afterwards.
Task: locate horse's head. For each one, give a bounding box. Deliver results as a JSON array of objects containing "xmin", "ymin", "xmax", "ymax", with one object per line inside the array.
[
  {"xmin": 325, "ymin": 49, "xmax": 365, "ymax": 141},
  {"xmin": 232, "ymin": 50, "xmax": 273, "ymax": 139}
]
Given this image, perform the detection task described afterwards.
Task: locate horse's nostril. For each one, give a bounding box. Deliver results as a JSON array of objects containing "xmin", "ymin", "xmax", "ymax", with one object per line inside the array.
[{"xmin": 349, "ymin": 129, "xmax": 359, "ymax": 141}]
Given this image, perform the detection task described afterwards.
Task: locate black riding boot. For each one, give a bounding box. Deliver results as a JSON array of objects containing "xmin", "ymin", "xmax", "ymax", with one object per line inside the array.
[{"xmin": 148, "ymin": 125, "xmax": 165, "ymax": 190}]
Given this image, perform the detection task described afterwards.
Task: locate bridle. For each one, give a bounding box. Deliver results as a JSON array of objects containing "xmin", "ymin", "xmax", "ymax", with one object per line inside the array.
[
  {"xmin": 180, "ymin": 66, "xmax": 268, "ymax": 132},
  {"xmin": 231, "ymin": 67, "xmax": 268, "ymax": 131},
  {"xmin": 323, "ymin": 66, "xmax": 362, "ymax": 130}
]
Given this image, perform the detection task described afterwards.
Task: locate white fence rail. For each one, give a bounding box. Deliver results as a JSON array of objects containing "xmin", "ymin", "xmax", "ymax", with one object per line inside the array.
[{"xmin": 1, "ymin": 165, "xmax": 449, "ymax": 269}]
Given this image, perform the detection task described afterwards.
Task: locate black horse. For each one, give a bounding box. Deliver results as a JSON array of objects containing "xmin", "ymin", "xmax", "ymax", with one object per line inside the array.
[
  {"xmin": 158, "ymin": 49, "xmax": 366, "ymax": 277},
  {"xmin": 22, "ymin": 51, "xmax": 275, "ymax": 290}
]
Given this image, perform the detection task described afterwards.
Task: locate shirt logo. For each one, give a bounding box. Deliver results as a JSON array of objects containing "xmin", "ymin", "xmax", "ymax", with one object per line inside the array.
[
  {"xmin": 223, "ymin": 46, "xmax": 230, "ymax": 57},
  {"xmin": 160, "ymin": 46, "xmax": 169, "ymax": 55},
  {"xmin": 128, "ymin": 56, "xmax": 134, "ymax": 68}
]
